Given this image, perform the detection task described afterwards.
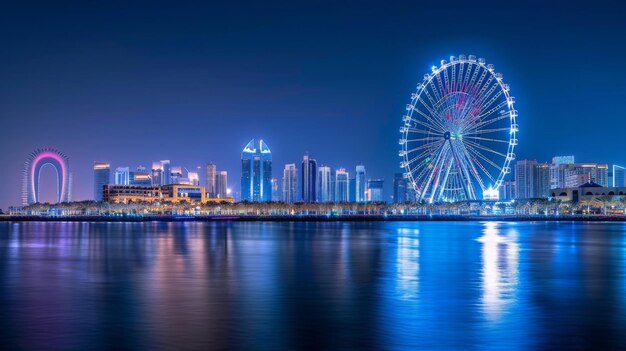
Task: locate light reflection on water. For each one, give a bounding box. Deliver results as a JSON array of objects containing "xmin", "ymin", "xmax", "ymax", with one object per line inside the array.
[{"xmin": 1, "ymin": 221, "xmax": 626, "ymax": 350}]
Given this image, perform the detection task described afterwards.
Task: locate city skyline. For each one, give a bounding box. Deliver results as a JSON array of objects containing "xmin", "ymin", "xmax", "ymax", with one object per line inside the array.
[{"xmin": 2, "ymin": 2, "xmax": 626, "ymax": 209}]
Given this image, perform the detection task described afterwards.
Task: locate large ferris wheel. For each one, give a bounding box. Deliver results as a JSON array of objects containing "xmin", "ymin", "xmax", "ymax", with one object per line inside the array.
[{"xmin": 399, "ymin": 55, "xmax": 518, "ymax": 203}]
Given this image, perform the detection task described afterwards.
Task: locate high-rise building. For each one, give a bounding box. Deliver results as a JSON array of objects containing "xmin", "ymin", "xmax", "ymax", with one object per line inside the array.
[
  {"xmin": 188, "ymin": 171, "xmax": 199, "ymax": 186},
  {"xmin": 282, "ymin": 163, "xmax": 297, "ymax": 203},
  {"xmin": 241, "ymin": 139, "xmax": 272, "ymax": 202},
  {"xmin": 499, "ymin": 180, "xmax": 516, "ymax": 200},
  {"xmin": 151, "ymin": 162, "xmax": 163, "ymax": 186},
  {"xmin": 335, "ymin": 168, "xmax": 349, "ymax": 202},
  {"xmin": 161, "ymin": 160, "xmax": 172, "ymax": 185},
  {"xmin": 317, "ymin": 166, "xmax": 333, "ymax": 202},
  {"xmin": 348, "ymin": 178, "xmax": 356, "ymax": 202},
  {"xmin": 355, "ymin": 165, "xmax": 366, "ymax": 202},
  {"xmin": 271, "ymin": 178, "xmax": 279, "ymax": 201},
  {"xmin": 205, "ymin": 163, "xmax": 217, "ymax": 198},
  {"xmin": 93, "ymin": 162, "xmax": 110, "ymax": 201},
  {"xmin": 216, "ymin": 171, "xmax": 228, "ymax": 198},
  {"xmin": 170, "ymin": 166, "xmax": 183, "ymax": 185},
  {"xmin": 301, "ymin": 154, "xmax": 317, "ymax": 202},
  {"xmin": 534, "ymin": 163, "xmax": 551, "ymax": 199},
  {"xmin": 130, "ymin": 171, "xmax": 152, "ymax": 185},
  {"xmin": 613, "ymin": 165, "xmax": 625, "ymax": 187},
  {"xmin": 115, "ymin": 167, "xmax": 130, "ymax": 185},
  {"xmin": 393, "ymin": 173, "xmax": 407, "ymax": 203},
  {"xmin": 550, "ymin": 155, "xmax": 575, "ymax": 189},
  {"xmin": 515, "ymin": 160, "xmax": 537, "ymax": 199},
  {"xmin": 561, "ymin": 163, "xmax": 609, "ymax": 187},
  {"xmin": 367, "ymin": 179, "xmax": 384, "ymax": 202}
]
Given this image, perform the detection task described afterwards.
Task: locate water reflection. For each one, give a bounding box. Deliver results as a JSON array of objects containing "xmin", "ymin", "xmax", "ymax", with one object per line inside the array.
[
  {"xmin": 1, "ymin": 221, "xmax": 626, "ymax": 350},
  {"xmin": 477, "ymin": 222, "xmax": 519, "ymax": 322},
  {"xmin": 396, "ymin": 228, "xmax": 419, "ymax": 299}
]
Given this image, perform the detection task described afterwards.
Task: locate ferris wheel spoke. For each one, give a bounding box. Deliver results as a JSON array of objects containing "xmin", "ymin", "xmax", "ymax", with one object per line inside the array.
[
  {"xmin": 462, "ymin": 139, "xmax": 507, "ymax": 158},
  {"xmin": 461, "ymin": 62, "xmax": 474, "ymax": 92},
  {"xmin": 462, "ymin": 136, "xmax": 510, "ymax": 144},
  {"xmin": 427, "ymin": 77, "xmax": 443, "ymax": 104},
  {"xmin": 451, "ymin": 142, "xmax": 485, "ymax": 194},
  {"xmin": 476, "ymin": 99, "xmax": 507, "ymax": 120},
  {"xmin": 462, "ymin": 114, "xmax": 509, "ymax": 133},
  {"xmin": 415, "ymin": 99, "xmax": 447, "ymax": 129},
  {"xmin": 458, "ymin": 143, "xmax": 497, "ymax": 185},
  {"xmin": 464, "ymin": 127, "xmax": 511, "ymax": 136},
  {"xmin": 404, "ymin": 125, "xmax": 443, "ymax": 135},
  {"xmin": 409, "ymin": 111, "xmax": 445, "ymax": 132}
]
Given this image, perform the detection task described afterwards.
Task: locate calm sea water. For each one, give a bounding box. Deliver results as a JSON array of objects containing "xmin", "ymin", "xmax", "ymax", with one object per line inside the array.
[{"xmin": 1, "ymin": 221, "xmax": 626, "ymax": 350}]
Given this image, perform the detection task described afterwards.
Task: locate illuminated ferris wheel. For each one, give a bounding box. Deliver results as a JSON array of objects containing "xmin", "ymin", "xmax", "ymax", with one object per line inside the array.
[{"xmin": 399, "ymin": 55, "xmax": 518, "ymax": 203}]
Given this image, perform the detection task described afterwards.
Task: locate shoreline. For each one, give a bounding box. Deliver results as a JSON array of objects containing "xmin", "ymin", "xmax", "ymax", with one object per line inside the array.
[{"xmin": 2, "ymin": 215, "xmax": 626, "ymax": 222}]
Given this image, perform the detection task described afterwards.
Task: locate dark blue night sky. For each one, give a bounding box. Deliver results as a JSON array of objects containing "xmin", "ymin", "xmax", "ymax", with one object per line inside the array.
[{"xmin": 1, "ymin": 0, "xmax": 625, "ymax": 208}]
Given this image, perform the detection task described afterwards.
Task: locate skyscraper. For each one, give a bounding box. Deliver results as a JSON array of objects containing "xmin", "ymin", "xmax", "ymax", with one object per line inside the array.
[
  {"xmin": 355, "ymin": 165, "xmax": 366, "ymax": 202},
  {"xmin": 114, "ymin": 167, "xmax": 130, "ymax": 185},
  {"xmin": 301, "ymin": 154, "xmax": 317, "ymax": 202},
  {"xmin": 161, "ymin": 160, "xmax": 172, "ymax": 185},
  {"xmin": 216, "ymin": 171, "xmax": 228, "ymax": 198},
  {"xmin": 170, "ymin": 166, "xmax": 183, "ymax": 185},
  {"xmin": 515, "ymin": 160, "xmax": 537, "ymax": 199},
  {"xmin": 93, "ymin": 162, "xmax": 110, "ymax": 201},
  {"xmin": 206, "ymin": 163, "xmax": 217, "ymax": 198},
  {"xmin": 188, "ymin": 171, "xmax": 199, "ymax": 186},
  {"xmin": 335, "ymin": 168, "xmax": 349, "ymax": 202},
  {"xmin": 393, "ymin": 173, "xmax": 407, "ymax": 203},
  {"xmin": 151, "ymin": 162, "xmax": 163, "ymax": 186},
  {"xmin": 271, "ymin": 178, "xmax": 279, "ymax": 201},
  {"xmin": 534, "ymin": 163, "xmax": 551, "ymax": 198},
  {"xmin": 241, "ymin": 139, "xmax": 272, "ymax": 202},
  {"xmin": 613, "ymin": 165, "xmax": 625, "ymax": 187},
  {"xmin": 348, "ymin": 178, "xmax": 356, "ymax": 202},
  {"xmin": 282, "ymin": 163, "xmax": 297, "ymax": 203},
  {"xmin": 317, "ymin": 165, "xmax": 332, "ymax": 202},
  {"xmin": 561, "ymin": 163, "xmax": 609, "ymax": 187},
  {"xmin": 367, "ymin": 179, "xmax": 384, "ymax": 202},
  {"xmin": 550, "ymin": 155, "xmax": 575, "ymax": 189}
]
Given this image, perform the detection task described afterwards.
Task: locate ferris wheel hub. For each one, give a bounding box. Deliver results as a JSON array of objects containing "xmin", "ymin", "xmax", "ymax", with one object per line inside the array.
[{"xmin": 443, "ymin": 132, "xmax": 451, "ymax": 140}]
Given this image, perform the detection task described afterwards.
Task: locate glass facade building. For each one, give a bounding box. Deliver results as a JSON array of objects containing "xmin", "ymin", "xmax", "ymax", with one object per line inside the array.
[
  {"xmin": 317, "ymin": 165, "xmax": 332, "ymax": 202},
  {"xmin": 241, "ymin": 139, "xmax": 272, "ymax": 202},
  {"xmin": 335, "ymin": 168, "xmax": 349, "ymax": 202},
  {"xmin": 205, "ymin": 163, "xmax": 217, "ymax": 198},
  {"xmin": 301, "ymin": 155, "xmax": 317, "ymax": 202},
  {"xmin": 613, "ymin": 165, "xmax": 625, "ymax": 187},
  {"xmin": 93, "ymin": 162, "xmax": 110, "ymax": 202},
  {"xmin": 355, "ymin": 165, "xmax": 366, "ymax": 203},
  {"xmin": 282, "ymin": 163, "xmax": 297, "ymax": 203},
  {"xmin": 115, "ymin": 167, "xmax": 130, "ymax": 185},
  {"xmin": 393, "ymin": 173, "xmax": 407, "ymax": 203},
  {"xmin": 367, "ymin": 179, "xmax": 384, "ymax": 202}
]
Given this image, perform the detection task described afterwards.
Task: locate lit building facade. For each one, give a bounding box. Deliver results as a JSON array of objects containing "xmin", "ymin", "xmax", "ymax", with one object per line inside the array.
[
  {"xmin": 613, "ymin": 165, "xmax": 625, "ymax": 187},
  {"xmin": 271, "ymin": 178, "xmax": 279, "ymax": 201},
  {"xmin": 217, "ymin": 171, "xmax": 228, "ymax": 198},
  {"xmin": 282, "ymin": 163, "xmax": 297, "ymax": 203},
  {"xmin": 367, "ymin": 179, "xmax": 384, "ymax": 202},
  {"xmin": 317, "ymin": 166, "xmax": 333, "ymax": 202},
  {"xmin": 515, "ymin": 160, "xmax": 537, "ymax": 199},
  {"xmin": 93, "ymin": 162, "xmax": 110, "ymax": 202},
  {"xmin": 205, "ymin": 163, "xmax": 217, "ymax": 197},
  {"xmin": 550, "ymin": 155, "xmax": 575, "ymax": 189},
  {"xmin": 301, "ymin": 154, "xmax": 317, "ymax": 202},
  {"xmin": 393, "ymin": 173, "xmax": 407, "ymax": 203},
  {"xmin": 22, "ymin": 148, "xmax": 71, "ymax": 205},
  {"xmin": 499, "ymin": 180, "xmax": 516, "ymax": 201},
  {"xmin": 355, "ymin": 165, "xmax": 366, "ymax": 203},
  {"xmin": 534, "ymin": 163, "xmax": 551, "ymax": 199},
  {"xmin": 561, "ymin": 163, "xmax": 609, "ymax": 188},
  {"xmin": 115, "ymin": 167, "xmax": 130, "ymax": 185},
  {"xmin": 335, "ymin": 168, "xmax": 349, "ymax": 202},
  {"xmin": 241, "ymin": 139, "xmax": 272, "ymax": 202},
  {"xmin": 103, "ymin": 184, "xmax": 235, "ymax": 204}
]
